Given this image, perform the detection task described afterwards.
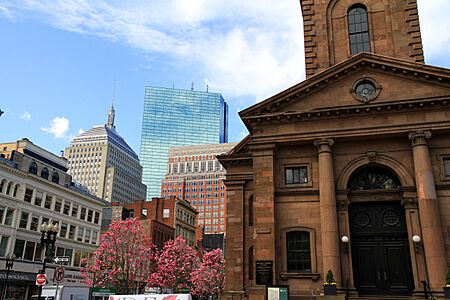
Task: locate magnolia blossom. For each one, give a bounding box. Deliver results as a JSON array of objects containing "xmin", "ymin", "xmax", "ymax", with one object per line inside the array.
[
  {"xmin": 81, "ymin": 220, "xmax": 225, "ymax": 296},
  {"xmin": 81, "ymin": 218, "xmax": 157, "ymax": 294},
  {"xmin": 148, "ymin": 236, "xmax": 197, "ymax": 292},
  {"xmin": 190, "ymin": 249, "xmax": 225, "ymax": 298}
]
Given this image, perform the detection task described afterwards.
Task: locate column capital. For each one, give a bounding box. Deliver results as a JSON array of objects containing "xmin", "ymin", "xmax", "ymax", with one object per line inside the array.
[
  {"xmin": 314, "ymin": 138, "xmax": 334, "ymax": 153},
  {"xmin": 337, "ymin": 199, "xmax": 350, "ymax": 211},
  {"xmin": 249, "ymin": 143, "xmax": 276, "ymax": 157},
  {"xmin": 401, "ymin": 198, "xmax": 418, "ymax": 209},
  {"xmin": 222, "ymin": 179, "xmax": 246, "ymax": 191},
  {"xmin": 408, "ymin": 130, "xmax": 431, "ymax": 147}
]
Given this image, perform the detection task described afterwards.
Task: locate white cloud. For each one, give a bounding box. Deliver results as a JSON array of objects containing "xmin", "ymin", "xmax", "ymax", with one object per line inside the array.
[
  {"xmin": 21, "ymin": 111, "xmax": 31, "ymax": 121},
  {"xmin": 78, "ymin": 128, "xmax": 85, "ymax": 135},
  {"xmin": 417, "ymin": 0, "xmax": 450, "ymax": 61},
  {"xmin": 238, "ymin": 130, "xmax": 249, "ymax": 141},
  {"xmin": 1, "ymin": 1, "xmax": 446, "ymax": 104},
  {"xmin": 0, "ymin": 0, "xmax": 304, "ymax": 102},
  {"xmin": 41, "ymin": 117, "xmax": 70, "ymax": 139},
  {"xmin": 0, "ymin": 5, "xmax": 14, "ymax": 20}
]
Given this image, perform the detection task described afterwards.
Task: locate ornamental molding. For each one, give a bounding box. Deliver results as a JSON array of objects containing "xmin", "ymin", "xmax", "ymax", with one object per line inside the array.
[
  {"xmin": 401, "ymin": 198, "xmax": 418, "ymax": 209},
  {"xmin": 314, "ymin": 138, "xmax": 334, "ymax": 154},
  {"xmin": 244, "ymin": 96, "xmax": 450, "ymax": 126},
  {"xmin": 366, "ymin": 151, "xmax": 377, "ymax": 162}
]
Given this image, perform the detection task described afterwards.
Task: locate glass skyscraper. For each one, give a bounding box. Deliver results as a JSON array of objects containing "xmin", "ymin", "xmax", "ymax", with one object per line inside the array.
[{"xmin": 140, "ymin": 86, "xmax": 228, "ymax": 198}]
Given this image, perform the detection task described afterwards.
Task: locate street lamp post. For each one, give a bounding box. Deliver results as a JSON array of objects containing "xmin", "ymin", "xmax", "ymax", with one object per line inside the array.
[
  {"xmin": 1, "ymin": 253, "xmax": 15, "ymax": 300},
  {"xmin": 37, "ymin": 222, "xmax": 59, "ymax": 300}
]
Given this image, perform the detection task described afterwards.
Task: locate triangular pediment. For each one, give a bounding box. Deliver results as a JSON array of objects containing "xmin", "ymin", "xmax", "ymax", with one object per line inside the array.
[{"xmin": 240, "ymin": 53, "xmax": 450, "ymax": 123}]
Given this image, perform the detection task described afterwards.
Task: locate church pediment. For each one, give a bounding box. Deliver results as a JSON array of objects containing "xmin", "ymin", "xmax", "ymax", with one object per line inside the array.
[{"xmin": 240, "ymin": 53, "xmax": 450, "ymax": 124}]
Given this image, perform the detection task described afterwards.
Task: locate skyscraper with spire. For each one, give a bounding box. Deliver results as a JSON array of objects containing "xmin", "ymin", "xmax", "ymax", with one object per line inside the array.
[{"xmin": 64, "ymin": 105, "xmax": 147, "ymax": 204}]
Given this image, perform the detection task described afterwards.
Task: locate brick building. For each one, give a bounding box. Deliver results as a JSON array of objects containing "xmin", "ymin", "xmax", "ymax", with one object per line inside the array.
[
  {"xmin": 161, "ymin": 143, "xmax": 237, "ymax": 234},
  {"xmin": 111, "ymin": 197, "xmax": 197, "ymax": 248},
  {"xmin": 219, "ymin": 0, "xmax": 450, "ymax": 299}
]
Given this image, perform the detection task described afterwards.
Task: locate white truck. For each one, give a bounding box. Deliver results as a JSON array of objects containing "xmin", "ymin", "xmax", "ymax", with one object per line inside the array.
[
  {"xmin": 108, "ymin": 295, "xmax": 192, "ymax": 300},
  {"xmin": 31, "ymin": 286, "xmax": 90, "ymax": 300}
]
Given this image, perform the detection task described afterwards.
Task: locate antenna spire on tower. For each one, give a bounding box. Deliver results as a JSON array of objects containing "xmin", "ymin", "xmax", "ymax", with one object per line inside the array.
[
  {"xmin": 107, "ymin": 80, "xmax": 116, "ymax": 129},
  {"xmin": 112, "ymin": 80, "xmax": 116, "ymax": 107}
]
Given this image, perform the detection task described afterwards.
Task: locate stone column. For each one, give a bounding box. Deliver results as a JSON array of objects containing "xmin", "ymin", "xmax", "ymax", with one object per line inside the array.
[
  {"xmin": 222, "ymin": 179, "xmax": 246, "ymax": 300},
  {"xmin": 337, "ymin": 198, "xmax": 353, "ymax": 289},
  {"xmin": 251, "ymin": 144, "xmax": 276, "ymax": 289},
  {"xmin": 314, "ymin": 138, "xmax": 341, "ymax": 286},
  {"xmin": 409, "ymin": 130, "xmax": 447, "ymax": 290},
  {"xmin": 401, "ymin": 198, "xmax": 428, "ymax": 292}
]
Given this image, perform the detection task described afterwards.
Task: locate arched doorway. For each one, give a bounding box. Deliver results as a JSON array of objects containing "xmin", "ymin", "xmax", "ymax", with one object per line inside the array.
[{"xmin": 348, "ymin": 166, "xmax": 414, "ymax": 296}]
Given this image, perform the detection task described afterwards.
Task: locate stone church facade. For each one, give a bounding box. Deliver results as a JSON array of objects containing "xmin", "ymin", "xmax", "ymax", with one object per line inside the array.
[{"xmin": 219, "ymin": 0, "xmax": 450, "ymax": 298}]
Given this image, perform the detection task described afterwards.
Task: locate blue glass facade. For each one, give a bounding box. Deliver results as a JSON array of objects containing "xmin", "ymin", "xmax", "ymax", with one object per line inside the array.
[{"xmin": 140, "ymin": 86, "xmax": 228, "ymax": 198}]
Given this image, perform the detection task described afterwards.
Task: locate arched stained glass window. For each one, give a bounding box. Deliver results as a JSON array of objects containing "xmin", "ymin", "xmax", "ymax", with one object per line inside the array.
[
  {"xmin": 348, "ymin": 5, "xmax": 371, "ymax": 54},
  {"xmin": 348, "ymin": 166, "xmax": 400, "ymax": 190}
]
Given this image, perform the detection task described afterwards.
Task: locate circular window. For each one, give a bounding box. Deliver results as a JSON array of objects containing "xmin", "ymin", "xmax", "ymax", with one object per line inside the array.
[
  {"xmin": 382, "ymin": 210, "xmax": 400, "ymax": 226},
  {"xmin": 356, "ymin": 81, "xmax": 376, "ymax": 101},
  {"xmin": 354, "ymin": 211, "xmax": 371, "ymax": 227},
  {"xmin": 350, "ymin": 78, "xmax": 381, "ymax": 103}
]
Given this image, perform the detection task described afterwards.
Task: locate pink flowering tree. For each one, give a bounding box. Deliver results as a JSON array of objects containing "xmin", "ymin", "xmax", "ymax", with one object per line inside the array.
[
  {"xmin": 148, "ymin": 236, "xmax": 198, "ymax": 292},
  {"xmin": 81, "ymin": 218, "xmax": 157, "ymax": 294},
  {"xmin": 190, "ymin": 249, "xmax": 225, "ymax": 299}
]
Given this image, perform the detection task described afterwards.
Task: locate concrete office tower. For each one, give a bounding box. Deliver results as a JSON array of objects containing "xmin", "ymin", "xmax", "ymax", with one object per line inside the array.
[
  {"xmin": 140, "ymin": 86, "xmax": 228, "ymax": 198},
  {"xmin": 161, "ymin": 142, "xmax": 237, "ymax": 234},
  {"xmin": 65, "ymin": 105, "xmax": 147, "ymax": 204}
]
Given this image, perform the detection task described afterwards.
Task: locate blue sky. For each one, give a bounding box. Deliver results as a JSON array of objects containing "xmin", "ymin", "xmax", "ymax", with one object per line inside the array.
[{"xmin": 1, "ymin": 0, "xmax": 449, "ymax": 157}]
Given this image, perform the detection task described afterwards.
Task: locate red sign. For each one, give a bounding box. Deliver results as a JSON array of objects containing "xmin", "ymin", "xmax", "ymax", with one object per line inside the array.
[
  {"xmin": 36, "ymin": 273, "xmax": 47, "ymax": 285},
  {"xmin": 54, "ymin": 267, "xmax": 65, "ymax": 282}
]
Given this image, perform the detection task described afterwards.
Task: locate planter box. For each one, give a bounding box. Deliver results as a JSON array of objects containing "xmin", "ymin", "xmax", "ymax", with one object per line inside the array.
[
  {"xmin": 323, "ymin": 285, "xmax": 337, "ymax": 296},
  {"xmin": 444, "ymin": 286, "xmax": 450, "ymax": 299}
]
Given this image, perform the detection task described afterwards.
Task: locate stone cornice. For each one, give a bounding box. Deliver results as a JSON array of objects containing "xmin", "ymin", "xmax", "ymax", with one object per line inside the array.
[
  {"xmin": 217, "ymin": 154, "xmax": 252, "ymax": 167},
  {"xmin": 244, "ymin": 95, "xmax": 450, "ymax": 125},
  {"xmin": 248, "ymin": 118, "xmax": 450, "ymax": 146}
]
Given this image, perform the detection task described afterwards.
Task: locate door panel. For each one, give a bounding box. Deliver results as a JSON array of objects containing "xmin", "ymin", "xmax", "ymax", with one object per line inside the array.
[
  {"xmin": 350, "ymin": 202, "xmax": 414, "ymax": 296},
  {"xmin": 384, "ymin": 242, "xmax": 414, "ymax": 294},
  {"xmin": 352, "ymin": 243, "xmax": 382, "ymax": 295}
]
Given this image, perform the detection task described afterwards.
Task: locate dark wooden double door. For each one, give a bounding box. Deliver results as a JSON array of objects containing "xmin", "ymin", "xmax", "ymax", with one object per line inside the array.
[{"xmin": 349, "ymin": 202, "xmax": 414, "ymax": 296}]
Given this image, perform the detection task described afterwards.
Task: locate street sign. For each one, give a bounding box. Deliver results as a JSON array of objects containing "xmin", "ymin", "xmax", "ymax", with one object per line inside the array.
[
  {"xmin": 100, "ymin": 265, "xmax": 113, "ymax": 271},
  {"xmin": 54, "ymin": 267, "xmax": 65, "ymax": 282},
  {"xmin": 92, "ymin": 287, "xmax": 115, "ymax": 297},
  {"xmin": 53, "ymin": 256, "xmax": 70, "ymax": 264},
  {"xmin": 36, "ymin": 273, "xmax": 47, "ymax": 285}
]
